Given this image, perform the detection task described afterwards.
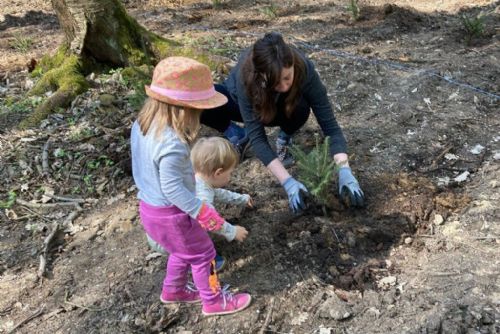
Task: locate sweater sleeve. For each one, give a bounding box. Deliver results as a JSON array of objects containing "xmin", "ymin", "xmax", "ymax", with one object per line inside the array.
[
  {"xmin": 214, "ymin": 188, "xmax": 250, "ymax": 206},
  {"xmin": 159, "ymin": 150, "xmax": 202, "ymax": 219},
  {"xmin": 302, "ymin": 57, "xmax": 348, "ymax": 155}
]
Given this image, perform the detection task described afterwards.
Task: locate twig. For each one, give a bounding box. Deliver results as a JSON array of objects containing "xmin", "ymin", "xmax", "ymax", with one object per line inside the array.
[
  {"xmin": 7, "ymin": 305, "xmax": 45, "ymax": 334},
  {"xmin": 430, "ymin": 144, "xmax": 453, "ymax": 169},
  {"xmin": 472, "ymin": 236, "xmax": 498, "ymax": 240},
  {"xmin": 329, "ymin": 226, "xmax": 340, "ymax": 243},
  {"xmin": 38, "ymin": 221, "xmax": 60, "ymax": 279},
  {"xmin": 16, "ymin": 198, "xmax": 80, "ymax": 209},
  {"xmin": 17, "ymin": 205, "xmax": 52, "ymax": 223},
  {"xmin": 259, "ymin": 297, "xmax": 275, "ymax": 334},
  {"xmin": 430, "ymin": 271, "xmax": 461, "ymax": 277},
  {"xmin": 44, "ymin": 194, "xmax": 86, "ymax": 204},
  {"xmin": 64, "ymin": 291, "xmax": 105, "ymax": 312},
  {"xmin": 42, "ymin": 138, "xmax": 50, "ymax": 177}
]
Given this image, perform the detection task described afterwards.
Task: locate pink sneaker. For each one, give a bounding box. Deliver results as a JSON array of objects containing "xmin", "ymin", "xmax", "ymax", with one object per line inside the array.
[
  {"xmin": 161, "ymin": 284, "xmax": 201, "ymax": 304},
  {"xmin": 202, "ymin": 287, "xmax": 252, "ymax": 316}
]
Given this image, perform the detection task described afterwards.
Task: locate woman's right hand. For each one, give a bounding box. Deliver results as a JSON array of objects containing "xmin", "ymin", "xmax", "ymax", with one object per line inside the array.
[
  {"xmin": 282, "ymin": 177, "xmax": 309, "ymax": 214},
  {"xmin": 196, "ymin": 203, "xmax": 224, "ymax": 231}
]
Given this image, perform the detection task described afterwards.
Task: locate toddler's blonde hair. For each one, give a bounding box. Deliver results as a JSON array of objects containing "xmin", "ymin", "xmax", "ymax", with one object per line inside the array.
[
  {"xmin": 137, "ymin": 97, "xmax": 202, "ymax": 143},
  {"xmin": 191, "ymin": 137, "xmax": 239, "ymax": 176}
]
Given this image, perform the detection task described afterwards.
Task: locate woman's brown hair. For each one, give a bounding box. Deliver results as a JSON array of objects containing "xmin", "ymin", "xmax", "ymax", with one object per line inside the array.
[
  {"xmin": 241, "ymin": 32, "xmax": 306, "ymax": 124},
  {"xmin": 137, "ymin": 98, "xmax": 202, "ymax": 143}
]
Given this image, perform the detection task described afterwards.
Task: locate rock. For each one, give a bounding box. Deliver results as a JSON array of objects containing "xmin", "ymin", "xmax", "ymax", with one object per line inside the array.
[
  {"xmin": 319, "ymin": 327, "xmax": 332, "ymax": 334},
  {"xmin": 433, "ymin": 214, "xmax": 444, "ymax": 225},
  {"xmin": 378, "ymin": 276, "xmax": 397, "ymax": 288},
  {"xmin": 404, "ymin": 237, "xmax": 413, "ymax": 244},
  {"xmin": 318, "ymin": 295, "xmax": 352, "ymax": 320},
  {"xmin": 454, "ymin": 171, "xmax": 469, "ymax": 183},
  {"xmin": 469, "ymin": 144, "xmax": 484, "ymax": 155},
  {"xmin": 340, "ymin": 253, "xmax": 352, "ymax": 261}
]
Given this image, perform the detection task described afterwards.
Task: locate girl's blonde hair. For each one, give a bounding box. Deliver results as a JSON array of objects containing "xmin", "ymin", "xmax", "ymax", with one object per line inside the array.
[
  {"xmin": 191, "ymin": 137, "xmax": 239, "ymax": 176},
  {"xmin": 137, "ymin": 98, "xmax": 202, "ymax": 143}
]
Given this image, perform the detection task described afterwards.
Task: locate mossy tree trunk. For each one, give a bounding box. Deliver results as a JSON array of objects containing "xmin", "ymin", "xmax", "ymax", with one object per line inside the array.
[
  {"xmin": 52, "ymin": 0, "xmax": 157, "ymax": 67},
  {"xmin": 21, "ymin": 0, "xmax": 217, "ymax": 128}
]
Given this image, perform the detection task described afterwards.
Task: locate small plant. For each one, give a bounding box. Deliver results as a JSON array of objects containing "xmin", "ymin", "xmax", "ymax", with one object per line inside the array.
[
  {"xmin": 260, "ymin": 3, "xmax": 278, "ymax": 19},
  {"xmin": 121, "ymin": 67, "xmax": 150, "ymax": 111},
  {"xmin": 347, "ymin": 0, "xmax": 360, "ymax": 21},
  {"xmin": 0, "ymin": 191, "xmax": 17, "ymax": 209},
  {"xmin": 212, "ymin": 0, "xmax": 223, "ymax": 9},
  {"xmin": 4, "ymin": 96, "xmax": 43, "ymax": 114},
  {"xmin": 460, "ymin": 13, "xmax": 485, "ymax": 45},
  {"xmin": 290, "ymin": 135, "xmax": 337, "ymax": 212},
  {"xmin": 9, "ymin": 34, "xmax": 33, "ymax": 53}
]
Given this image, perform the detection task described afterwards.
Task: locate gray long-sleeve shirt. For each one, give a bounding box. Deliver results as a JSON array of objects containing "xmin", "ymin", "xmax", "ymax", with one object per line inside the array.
[
  {"xmin": 131, "ymin": 121, "xmax": 202, "ymax": 218},
  {"xmin": 223, "ymin": 48, "xmax": 347, "ymax": 166},
  {"xmin": 195, "ymin": 175, "xmax": 250, "ymax": 242}
]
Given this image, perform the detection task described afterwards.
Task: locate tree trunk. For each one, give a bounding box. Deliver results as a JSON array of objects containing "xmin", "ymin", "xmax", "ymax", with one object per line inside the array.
[{"xmin": 51, "ymin": 0, "xmax": 156, "ymax": 67}]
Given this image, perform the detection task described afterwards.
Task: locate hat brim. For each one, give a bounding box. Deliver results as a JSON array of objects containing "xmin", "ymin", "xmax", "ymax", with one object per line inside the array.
[{"xmin": 145, "ymin": 85, "xmax": 228, "ymax": 110}]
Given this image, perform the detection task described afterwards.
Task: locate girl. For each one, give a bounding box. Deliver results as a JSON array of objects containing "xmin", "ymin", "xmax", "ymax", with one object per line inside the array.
[
  {"xmin": 201, "ymin": 32, "xmax": 365, "ymax": 213},
  {"xmin": 131, "ymin": 57, "xmax": 251, "ymax": 316}
]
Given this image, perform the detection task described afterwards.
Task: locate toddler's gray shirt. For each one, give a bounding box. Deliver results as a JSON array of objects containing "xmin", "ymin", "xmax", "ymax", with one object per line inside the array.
[{"xmin": 195, "ymin": 175, "xmax": 250, "ymax": 241}]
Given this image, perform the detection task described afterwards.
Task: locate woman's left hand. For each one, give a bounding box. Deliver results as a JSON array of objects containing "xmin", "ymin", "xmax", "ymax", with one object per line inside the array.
[{"xmin": 338, "ymin": 167, "xmax": 365, "ymax": 208}]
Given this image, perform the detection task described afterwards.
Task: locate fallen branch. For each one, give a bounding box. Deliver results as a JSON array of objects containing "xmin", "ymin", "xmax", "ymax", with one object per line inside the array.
[
  {"xmin": 42, "ymin": 138, "xmax": 50, "ymax": 177},
  {"xmin": 16, "ymin": 198, "xmax": 80, "ymax": 209},
  {"xmin": 38, "ymin": 221, "xmax": 60, "ymax": 279},
  {"xmin": 259, "ymin": 297, "xmax": 275, "ymax": 334},
  {"xmin": 44, "ymin": 194, "xmax": 86, "ymax": 204},
  {"xmin": 64, "ymin": 291, "xmax": 106, "ymax": 312},
  {"xmin": 472, "ymin": 236, "xmax": 498, "ymax": 240},
  {"xmin": 7, "ymin": 305, "xmax": 45, "ymax": 334},
  {"xmin": 38, "ymin": 208, "xmax": 82, "ymax": 279}
]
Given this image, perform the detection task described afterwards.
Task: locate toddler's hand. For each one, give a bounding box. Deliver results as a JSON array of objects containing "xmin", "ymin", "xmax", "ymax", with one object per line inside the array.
[
  {"xmin": 234, "ymin": 225, "xmax": 248, "ymax": 242},
  {"xmin": 246, "ymin": 196, "xmax": 254, "ymax": 208}
]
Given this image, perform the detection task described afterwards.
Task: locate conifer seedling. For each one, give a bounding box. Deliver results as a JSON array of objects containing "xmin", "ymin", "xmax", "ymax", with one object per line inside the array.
[{"xmin": 290, "ymin": 135, "xmax": 337, "ymax": 215}]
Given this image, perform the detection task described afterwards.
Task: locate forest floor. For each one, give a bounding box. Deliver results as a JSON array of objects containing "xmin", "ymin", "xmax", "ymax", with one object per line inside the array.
[{"xmin": 0, "ymin": 0, "xmax": 499, "ymax": 333}]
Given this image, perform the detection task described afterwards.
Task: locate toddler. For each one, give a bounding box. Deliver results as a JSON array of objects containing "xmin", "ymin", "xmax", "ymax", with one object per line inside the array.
[{"xmin": 191, "ymin": 137, "xmax": 252, "ymax": 263}]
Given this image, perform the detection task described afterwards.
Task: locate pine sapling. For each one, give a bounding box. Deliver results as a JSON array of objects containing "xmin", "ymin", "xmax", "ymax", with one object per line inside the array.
[{"xmin": 290, "ymin": 135, "xmax": 337, "ymax": 213}]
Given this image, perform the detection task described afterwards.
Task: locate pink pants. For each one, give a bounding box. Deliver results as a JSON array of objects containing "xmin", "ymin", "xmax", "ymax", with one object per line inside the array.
[{"xmin": 139, "ymin": 201, "xmax": 219, "ymax": 304}]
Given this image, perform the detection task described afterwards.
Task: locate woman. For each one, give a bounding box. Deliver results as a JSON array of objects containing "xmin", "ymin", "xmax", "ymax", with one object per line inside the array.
[{"xmin": 201, "ymin": 32, "xmax": 365, "ymax": 213}]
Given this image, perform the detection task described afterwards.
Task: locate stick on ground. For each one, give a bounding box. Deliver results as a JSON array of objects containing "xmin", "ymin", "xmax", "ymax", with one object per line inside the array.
[{"xmin": 259, "ymin": 297, "xmax": 276, "ymax": 334}]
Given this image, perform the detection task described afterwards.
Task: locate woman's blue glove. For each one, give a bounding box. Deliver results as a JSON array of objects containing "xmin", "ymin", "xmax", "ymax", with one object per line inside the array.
[
  {"xmin": 282, "ymin": 177, "xmax": 309, "ymax": 214},
  {"xmin": 338, "ymin": 167, "xmax": 365, "ymax": 207}
]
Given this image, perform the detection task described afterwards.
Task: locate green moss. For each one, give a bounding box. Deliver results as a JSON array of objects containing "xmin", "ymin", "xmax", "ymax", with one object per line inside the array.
[
  {"xmin": 121, "ymin": 65, "xmax": 151, "ymax": 83},
  {"xmin": 114, "ymin": 6, "xmax": 153, "ymax": 66},
  {"xmin": 31, "ymin": 45, "xmax": 70, "ymax": 78},
  {"xmin": 30, "ymin": 53, "xmax": 87, "ymax": 96},
  {"xmin": 21, "ymin": 52, "xmax": 88, "ymax": 129}
]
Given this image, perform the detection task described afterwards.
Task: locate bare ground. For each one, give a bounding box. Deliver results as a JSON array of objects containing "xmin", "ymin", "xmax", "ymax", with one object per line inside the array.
[{"xmin": 0, "ymin": 1, "xmax": 499, "ymax": 333}]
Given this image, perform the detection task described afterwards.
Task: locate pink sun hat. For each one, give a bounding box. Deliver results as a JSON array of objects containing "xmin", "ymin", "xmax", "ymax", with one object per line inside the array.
[{"xmin": 145, "ymin": 57, "xmax": 227, "ymax": 109}]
